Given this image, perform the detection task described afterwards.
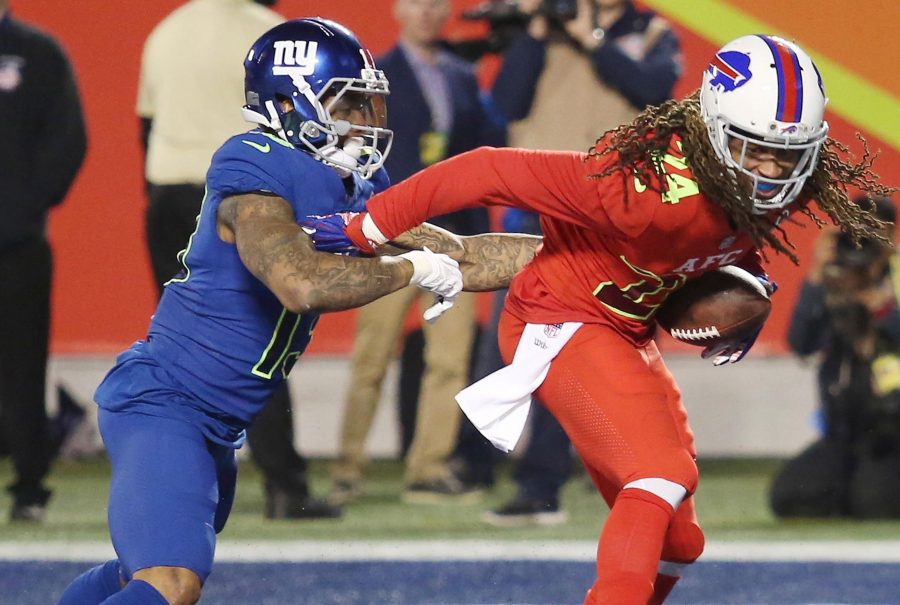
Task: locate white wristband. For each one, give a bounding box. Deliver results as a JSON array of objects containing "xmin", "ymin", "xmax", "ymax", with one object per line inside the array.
[{"xmin": 362, "ymin": 213, "xmax": 388, "ymax": 247}]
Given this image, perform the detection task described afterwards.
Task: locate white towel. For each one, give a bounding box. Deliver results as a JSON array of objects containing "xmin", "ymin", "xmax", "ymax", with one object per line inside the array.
[{"xmin": 455, "ymin": 321, "xmax": 582, "ymax": 452}]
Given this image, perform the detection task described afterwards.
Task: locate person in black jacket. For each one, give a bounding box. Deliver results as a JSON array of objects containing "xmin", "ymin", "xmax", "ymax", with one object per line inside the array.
[
  {"xmin": 0, "ymin": 0, "xmax": 87, "ymax": 522},
  {"xmin": 770, "ymin": 196, "xmax": 900, "ymax": 519}
]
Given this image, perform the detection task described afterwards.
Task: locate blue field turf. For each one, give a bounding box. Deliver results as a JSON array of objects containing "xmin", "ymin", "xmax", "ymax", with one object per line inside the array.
[{"xmin": 5, "ymin": 560, "xmax": 899, "ymax": 605}]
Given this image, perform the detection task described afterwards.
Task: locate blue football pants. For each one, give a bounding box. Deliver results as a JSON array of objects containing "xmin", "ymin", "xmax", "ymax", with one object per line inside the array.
[{"xmin": 99, "ymin": 408, "xmax": 237, "ymax": 582}]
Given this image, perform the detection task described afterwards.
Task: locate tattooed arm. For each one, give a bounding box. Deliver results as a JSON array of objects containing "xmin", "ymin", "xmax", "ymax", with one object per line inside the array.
[
  {"xmin": 217, "ymin": 193, "xmax": 415, "ymax": 313},
  {"xmin": 389, "ymin": 223, "xmax": 542, "ymax": 291},
  {"xmin": 457, "ymin": 232, "xmax": 542, "ymax": 290}
]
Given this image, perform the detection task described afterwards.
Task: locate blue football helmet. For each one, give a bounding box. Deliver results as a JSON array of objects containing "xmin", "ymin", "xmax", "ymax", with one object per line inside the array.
[{"xmin": 242, "ymin": 18, "xmax": 393, "ymax": 179}]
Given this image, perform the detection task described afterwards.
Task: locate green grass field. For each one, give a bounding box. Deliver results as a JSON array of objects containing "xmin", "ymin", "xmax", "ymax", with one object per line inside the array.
[{"xmin": 3, "ymin": 456, "xmax": 900, "ymax": 542}]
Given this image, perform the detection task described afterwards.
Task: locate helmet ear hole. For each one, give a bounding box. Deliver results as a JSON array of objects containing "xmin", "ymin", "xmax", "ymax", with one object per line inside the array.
[{"xmin": 274, "ymin": 94, "xmax": 291, "ymax": 107}]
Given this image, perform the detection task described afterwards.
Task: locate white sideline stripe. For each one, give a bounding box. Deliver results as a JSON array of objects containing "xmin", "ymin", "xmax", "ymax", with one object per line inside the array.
[{"xmin": 2, "ymin": 540, "xmax": 900, "ymax": 563}]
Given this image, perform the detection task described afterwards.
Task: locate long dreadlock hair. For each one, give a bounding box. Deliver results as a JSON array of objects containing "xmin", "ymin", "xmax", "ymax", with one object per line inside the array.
[{"xmin": 587, "ymin": 92, "xmax": 897, "ymax": 265}]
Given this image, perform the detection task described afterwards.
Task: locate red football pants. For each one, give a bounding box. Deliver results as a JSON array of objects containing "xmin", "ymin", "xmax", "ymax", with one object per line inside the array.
[{"xmin": 497, "ymin": 311, "xmax": 703, "ymax": 604}]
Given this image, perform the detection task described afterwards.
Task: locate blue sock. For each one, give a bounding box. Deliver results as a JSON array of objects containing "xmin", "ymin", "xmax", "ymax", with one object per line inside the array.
[
  {"xmin": 57, "ymin": 560, "xmax": 122, "ymax": 604},
  {"xmin": 101, "ymin": 580, "xmax": 169, "ymax": 604}
]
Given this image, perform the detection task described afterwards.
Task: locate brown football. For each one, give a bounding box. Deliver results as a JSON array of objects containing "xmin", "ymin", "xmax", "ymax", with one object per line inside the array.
[{"xmin": 655, "ymin": 267, "xmax": 772, "ymax": 347}]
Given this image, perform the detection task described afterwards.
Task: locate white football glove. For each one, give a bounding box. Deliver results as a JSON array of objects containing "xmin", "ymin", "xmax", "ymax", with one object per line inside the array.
[
  {"xmin": 399, "ymin": 247, "xmax": 463, "ymax": 322},
  {"xmin": 422, "ymin": 297, "xmax": 455, "ymax": 324}
]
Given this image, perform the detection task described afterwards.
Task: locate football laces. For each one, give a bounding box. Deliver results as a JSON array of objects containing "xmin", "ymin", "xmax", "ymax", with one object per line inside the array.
[{"xmin": 670, "ymin": 326, "xmax": 721, "ymax": 341}]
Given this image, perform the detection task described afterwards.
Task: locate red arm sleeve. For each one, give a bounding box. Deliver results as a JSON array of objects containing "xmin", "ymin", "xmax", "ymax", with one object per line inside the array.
[{"xmin": 365, "ymin": 146, "xmax": 626, "ymax": 240}]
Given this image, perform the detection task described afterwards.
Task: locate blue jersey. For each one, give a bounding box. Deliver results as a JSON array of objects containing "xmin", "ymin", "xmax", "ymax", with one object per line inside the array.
[{"xmin": 95, "ymin": 130, "xmax": 388, "ymax": 445}]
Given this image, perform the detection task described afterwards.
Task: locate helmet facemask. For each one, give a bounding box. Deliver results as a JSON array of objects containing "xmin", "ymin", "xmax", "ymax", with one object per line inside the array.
[
  {"xmin": 306, "ymin": 76, "xmax": 392, "ymax": 179},
  {"xmin": 707, "ymin": 118, "xmax": 827, "ymax": 214},
  {"xmin": 267, "ymin": 73, "xmax": 393, "ymax": 179}
]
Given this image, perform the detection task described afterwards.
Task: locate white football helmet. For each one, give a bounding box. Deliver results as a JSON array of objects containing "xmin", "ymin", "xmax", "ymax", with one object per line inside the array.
[{"xmin": 700, "ymin": 35, "xmax": 829, "ymax": 214}]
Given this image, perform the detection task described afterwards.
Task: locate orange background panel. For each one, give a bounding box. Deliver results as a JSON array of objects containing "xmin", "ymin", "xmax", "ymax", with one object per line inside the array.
[
  {"xmin": 726, "ymin": 0, "xmax": 900, "ymax": 98},
  {"xmin": 10, "ymin": 0, "xmax": 898, "ymax": 356}
]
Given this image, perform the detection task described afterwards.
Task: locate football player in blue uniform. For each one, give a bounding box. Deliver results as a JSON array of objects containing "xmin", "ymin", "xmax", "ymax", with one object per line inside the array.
[{"xmin": 56, "ymin": 18, "xmax": 541, "ymax": 605}]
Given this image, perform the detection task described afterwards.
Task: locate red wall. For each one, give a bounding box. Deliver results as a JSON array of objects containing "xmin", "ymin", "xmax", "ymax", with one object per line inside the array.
[
  {"xmin": 13, "ymin": 0, "xmax": 493, "ymax": 354},
  {"xmin": 12, "ymin": 1, "xmax": 897, "ymax": 356}
]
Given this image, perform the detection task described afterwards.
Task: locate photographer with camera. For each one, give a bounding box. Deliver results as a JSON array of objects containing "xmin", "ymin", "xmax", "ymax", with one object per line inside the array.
[
  {"xmin": 488, "ymin": 0, "xmax": 680, "ymax": 152},
  {"xmin": 770, "ymin": 196, "xmax": 900, "ymax": 519}
]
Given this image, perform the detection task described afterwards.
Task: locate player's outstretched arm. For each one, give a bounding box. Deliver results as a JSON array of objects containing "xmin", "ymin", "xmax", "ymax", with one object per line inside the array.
[
  {"xmin": 458, "ymin": 232, "xmax": 543, "ymax": 290},
  {"xmin": 391, "ymin": 224, "xmax": 542, "ymax": 291},
  {"xmin": 218, "ymin": 193, "xmax": 458, "ymax": 313}
]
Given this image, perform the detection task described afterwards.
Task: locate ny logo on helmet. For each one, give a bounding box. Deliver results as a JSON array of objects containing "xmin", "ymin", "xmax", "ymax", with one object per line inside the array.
[
  {"xmin": 707, "ymin": 50, "xmax": 752, "ymax": 92},
  {"xmin": 272, "ymin": 40, "xmax": 318, "ymax": 78}
]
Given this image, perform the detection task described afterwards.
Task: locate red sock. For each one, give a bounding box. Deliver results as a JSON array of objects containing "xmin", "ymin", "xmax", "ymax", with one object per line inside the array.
[
  {"xmin": 649, "ymin": 573, "xmax": 679, "ymax": 605},
  {"xmin": 584, "ymin": 570, "xmax": 678, "ymax": 605},
  {"xmin": 649, "ymin": 516, "xmax": 705, "ymax": 604},
  {"xmin": 584, "ymin": 488, "xmax": 675, "ymax": 605}
]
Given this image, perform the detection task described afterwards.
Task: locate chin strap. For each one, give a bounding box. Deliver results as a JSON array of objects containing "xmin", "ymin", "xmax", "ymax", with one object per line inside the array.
[
  {"xmin": 319, "ymin": 136, "xmax": 366, "ymax": 178},
  {"xmin": 319, "ymin": 147, "xmax": 355, "ymax": 177}
]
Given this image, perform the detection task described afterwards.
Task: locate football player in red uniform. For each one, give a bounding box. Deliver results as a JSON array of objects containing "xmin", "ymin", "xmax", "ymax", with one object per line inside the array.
[{"xmin": 305, "ymin": 35, "xmax": 894, "ymax": 604}]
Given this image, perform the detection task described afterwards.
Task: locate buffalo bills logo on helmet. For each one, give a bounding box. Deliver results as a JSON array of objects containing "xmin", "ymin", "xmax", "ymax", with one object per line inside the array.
[{"xmin": 707, "ymin": 50, "xmax": 753, "ymax": 92}]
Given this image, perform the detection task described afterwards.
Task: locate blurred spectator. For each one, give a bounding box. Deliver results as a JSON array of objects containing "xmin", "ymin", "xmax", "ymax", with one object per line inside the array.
[
  {"xmin": 0, "ymin": 0, "xmax": 87, "ymax": 523},
  {"xmin": 329, "ymin": 0, "xmax": 492, "ymax": 504},
  {"xmin": 771, "ymin": 196, "xmax": 900, "ymax": 519},
  {"xmin": 492, "ymin": 0, "xmax": 679, "ymax": 152},
  {"xmin": 137, "ymin": 0, "xmax": 339, "ymax": 520},
  {"xmin": 470, "ymin": 0, "xmax": 681, "ymax": 525}
]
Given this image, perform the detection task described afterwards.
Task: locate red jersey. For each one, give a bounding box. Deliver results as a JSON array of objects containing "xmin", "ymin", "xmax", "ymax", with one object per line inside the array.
[{"xmin": 366, "ymin": 138, "xmax": 766, "ymax": 346}]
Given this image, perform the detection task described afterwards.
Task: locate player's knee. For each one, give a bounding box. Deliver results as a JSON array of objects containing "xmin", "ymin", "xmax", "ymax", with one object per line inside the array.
[
  {"xmin": 661, "ymin": 519, "xmax": 705, "ymax": 564},
  {"xmin": 133, "ymin": 566, "xmax": 202, "ymax": 605},
  {"xmin": 672, "ymin": 452, "xmax": 699, "ymax": 494}
]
